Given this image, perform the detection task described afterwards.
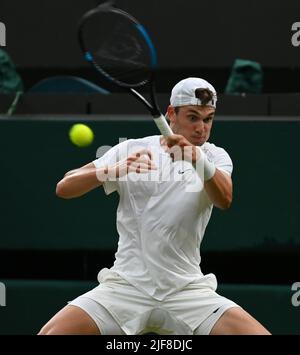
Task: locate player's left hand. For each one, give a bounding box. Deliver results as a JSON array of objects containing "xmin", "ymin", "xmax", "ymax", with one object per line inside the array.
[{"xmin": 164, "ymin": 134, "xmax": 200, "ymax": 164}]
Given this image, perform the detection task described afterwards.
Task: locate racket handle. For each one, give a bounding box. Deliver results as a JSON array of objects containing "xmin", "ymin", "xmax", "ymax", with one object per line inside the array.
[{"xmin": 154, "ymin": 114, "xmax": 173, "ymax": 137}]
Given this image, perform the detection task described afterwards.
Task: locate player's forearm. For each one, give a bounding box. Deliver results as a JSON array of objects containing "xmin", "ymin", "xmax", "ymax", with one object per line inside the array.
[
  {"xmin": 56, "ymin": 167, "xmax": 104, "ymax": 199},
  {"xmin": 204, "ymin": 169, "xmax": 232, "ymax": 210}
]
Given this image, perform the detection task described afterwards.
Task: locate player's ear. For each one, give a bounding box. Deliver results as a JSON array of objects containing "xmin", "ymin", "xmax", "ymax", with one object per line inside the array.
[{"xmin": 166, "ymin": 105, "xmax": 176, "ymax": 123}]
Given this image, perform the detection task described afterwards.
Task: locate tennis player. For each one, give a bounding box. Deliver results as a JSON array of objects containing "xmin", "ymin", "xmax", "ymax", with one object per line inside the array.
[{"xmin": 39, "ymin": 78, "xmax": 270, "ymax": 335}]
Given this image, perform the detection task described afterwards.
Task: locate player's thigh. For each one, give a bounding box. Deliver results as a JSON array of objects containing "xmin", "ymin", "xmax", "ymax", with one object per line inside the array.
[
  {"xmin": 38, "ymin": 304, "xmax": 100, "ymax": 335},
  {"xmin": 210, "ymin": 307, "xmax": 271, "ymax": 335}
]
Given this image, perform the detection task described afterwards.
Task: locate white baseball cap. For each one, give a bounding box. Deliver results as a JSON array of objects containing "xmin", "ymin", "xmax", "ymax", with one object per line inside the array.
[{"xmin": 170, "ymin": 77, "xmax": 217, "ymax": 108}]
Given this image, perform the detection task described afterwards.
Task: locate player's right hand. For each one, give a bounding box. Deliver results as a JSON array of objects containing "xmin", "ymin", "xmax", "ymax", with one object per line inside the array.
[{"xmin": 109, "ymin": 149, "xmax": 157, "ymax": 178}]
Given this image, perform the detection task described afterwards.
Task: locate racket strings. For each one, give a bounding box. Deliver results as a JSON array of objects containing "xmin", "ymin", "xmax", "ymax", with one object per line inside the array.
[
  {"xmin": 96, "ymin": 51, "xmax": 146, "ymax": 68},
  {"xmin": 82, "ymin": 11, "xmax": 152, "ymax": 87},
  {"xmin": 93, "ymin": 53, "xmax": 148, "ymax": 85},
  {"xmin": 95, "ymin": 27, "xmax": 144, "ymax": 64},
  {"xmin": 96, "ymin": 61, "xmax": 148, "ymax": 81},
  {"xmin": 94, "ymin": 50, "xmax": 147, "ymax": 76},
  {"xmin": 92, "ymin": 60, "xmax": 148, "ymax": 87}
]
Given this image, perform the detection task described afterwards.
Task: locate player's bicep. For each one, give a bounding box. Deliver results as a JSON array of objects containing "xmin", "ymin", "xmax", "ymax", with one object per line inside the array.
[
  {"xmin": 217, "ymin": 168, "xmax": 233, "ymax": 187},
  {"xmin": 56, "ymin": 162, "xmax": 103, "ymax": 199},
  {"xmin": 217, "ymin": 168, "xmax": 232, "ymax": 178},
  {"xmin": 64, "ymin": 162, "xmax": 97, "ymax": 177},
  {"xmin": 63, "ymin": 163, "xmax": 92, "ymax": 176},
  {"xmin": 64, "ymin": 162, "xmax": 103, "ymax": 188}
]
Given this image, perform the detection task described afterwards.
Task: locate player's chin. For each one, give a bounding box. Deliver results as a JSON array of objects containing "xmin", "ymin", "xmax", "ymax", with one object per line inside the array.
[{"xmin": 191, "ymin": 137, "xmax": 205, "ymax": 146}]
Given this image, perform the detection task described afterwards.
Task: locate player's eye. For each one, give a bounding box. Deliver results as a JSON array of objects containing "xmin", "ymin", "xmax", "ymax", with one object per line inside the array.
[
  {"xmin": 188, "ymin": 115, "xmax": 198, "ymax": 122},
  {"xmin": 203, "ymin": 117, "xmax": 213, "ymax": 123}
]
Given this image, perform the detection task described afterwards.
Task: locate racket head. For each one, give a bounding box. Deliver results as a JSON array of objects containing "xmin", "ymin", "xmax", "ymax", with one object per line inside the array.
[{"xmin": 78, "ymin": 3, "xmax": 158, "ymax": 89}]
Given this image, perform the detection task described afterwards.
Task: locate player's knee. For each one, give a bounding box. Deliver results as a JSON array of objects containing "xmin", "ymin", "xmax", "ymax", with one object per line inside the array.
[
  {"xmin": 38, "ymin": 318, "xmax": 102, "ymax": 335},
  {"xmin": 231, "ymin": 308, "xmax": 271, "ymax": 334},
  {"xmin": 38, "ymin": 323, "xmax": 55, "ymax": 335},
  {"xmin": 210, "ymin": 307, "xmax": 271, "ymax": 335},
  {"xmin": 38, "ymin": 320, "xmax": 69, "ymax": 335}
]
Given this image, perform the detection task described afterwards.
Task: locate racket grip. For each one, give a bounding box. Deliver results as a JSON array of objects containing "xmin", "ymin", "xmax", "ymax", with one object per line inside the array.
[{"xmin": 154, "ymin": 114, "xmax": 173, "ymax": 136}]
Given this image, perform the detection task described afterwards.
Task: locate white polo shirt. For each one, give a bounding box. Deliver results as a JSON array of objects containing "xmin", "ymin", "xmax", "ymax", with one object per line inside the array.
[{"xmin": 93, "ymin": 135, "xmax": 233, "ymax": 301}]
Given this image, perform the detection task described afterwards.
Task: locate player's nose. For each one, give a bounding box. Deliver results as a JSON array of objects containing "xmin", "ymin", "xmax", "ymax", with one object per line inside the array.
[{"xmin": 194, "ymin": 120, "xmax": 204, "ymax": 134}]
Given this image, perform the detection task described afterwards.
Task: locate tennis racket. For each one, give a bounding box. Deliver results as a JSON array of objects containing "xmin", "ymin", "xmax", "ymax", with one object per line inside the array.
[{"xmin": 78, "ymin": 1, "xmax": 173, "ymax": 137}]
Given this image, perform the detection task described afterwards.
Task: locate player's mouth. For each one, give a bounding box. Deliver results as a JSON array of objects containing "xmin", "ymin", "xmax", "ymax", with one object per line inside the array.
[{"xmin": 192, "ymin": 135, "xmax": 205, "ymax": 142}]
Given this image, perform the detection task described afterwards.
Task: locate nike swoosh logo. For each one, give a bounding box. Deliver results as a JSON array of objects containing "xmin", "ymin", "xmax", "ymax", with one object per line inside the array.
[{"xmin": 178, "ymin": 169, "xmax": 193, "ymax": 174}]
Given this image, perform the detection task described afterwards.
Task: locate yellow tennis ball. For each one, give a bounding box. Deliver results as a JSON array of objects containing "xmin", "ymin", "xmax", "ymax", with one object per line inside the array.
[{"xmin": 69, "ymin": 123, "xmax": 94, "ymax": 147}]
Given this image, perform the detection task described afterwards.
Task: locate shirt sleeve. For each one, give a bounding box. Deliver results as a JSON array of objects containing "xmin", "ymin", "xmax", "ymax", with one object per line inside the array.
[
  {"xmin": 93, "ymin": 140, "xmax": 131, "ymax": 195},
  {"xmin": 211, "ymin": 147, "xmax": 233, "ymax": 176},
  {"xmin": 204, "ymin": 144, "xmax": 233, "ymax": 176}
]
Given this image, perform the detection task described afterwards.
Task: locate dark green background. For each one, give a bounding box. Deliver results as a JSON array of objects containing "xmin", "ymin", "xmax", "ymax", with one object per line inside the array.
[{"xmin": 0, "ymin": 117, "xmax": 299, "ymax": 251}]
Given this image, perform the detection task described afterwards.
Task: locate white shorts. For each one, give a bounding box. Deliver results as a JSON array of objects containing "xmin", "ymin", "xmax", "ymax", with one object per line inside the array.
[{"xmin": 69, "ymin": 271, "xmax": 239, "ymax": 335}]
